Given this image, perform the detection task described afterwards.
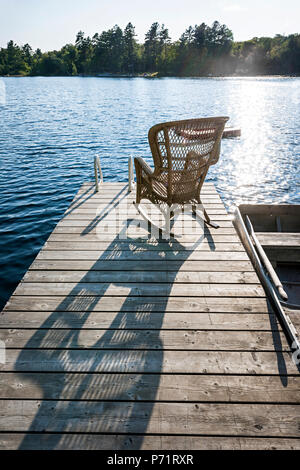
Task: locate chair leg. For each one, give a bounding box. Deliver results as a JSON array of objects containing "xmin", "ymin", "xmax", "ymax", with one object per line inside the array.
[
  {"xmin": 192, "ymin": 203, "xmax": 220, "ymax": 229},
  {"xmin": 203, "ymin": 206, "xmax": 220, "ymax": 229},
  {"xmin": 134, "ymin": 159, "xmax": 142, "ymax": 204},
  {"xmin": 135, "ymin": 177, "xmax": 142, "ymax": 205},
  {"xmin": 134, "ymin": 202, "xmax": 174, "ymax": 239},
  {"xmin": 136, "ymin": 185, "xmax": 141, "ymax": 204}
]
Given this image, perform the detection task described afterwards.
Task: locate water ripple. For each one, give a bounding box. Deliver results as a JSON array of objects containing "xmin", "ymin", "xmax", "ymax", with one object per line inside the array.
[{"xmin": 0, "ymin": 76, "xmax": 299, "ymax": 308}]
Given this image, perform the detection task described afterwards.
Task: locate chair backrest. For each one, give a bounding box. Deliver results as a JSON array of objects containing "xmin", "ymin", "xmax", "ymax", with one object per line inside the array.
[{"xmin": 148, "ymin": 117, "xmax": 229, "ymax": 203}]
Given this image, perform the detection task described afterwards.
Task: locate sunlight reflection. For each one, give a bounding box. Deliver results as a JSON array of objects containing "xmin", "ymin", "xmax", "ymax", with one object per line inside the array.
[
  {"xmin": 213, "ymin": 79, "xmax": 296, "ymax": 211},
  {"xmin": 231, "ymin": 81, "xmax": 271, "ymax": 187}
]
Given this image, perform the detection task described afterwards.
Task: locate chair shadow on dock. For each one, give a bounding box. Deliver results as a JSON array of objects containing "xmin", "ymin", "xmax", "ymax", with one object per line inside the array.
[{"xmin": 15, "ymin": 191, "xmax": 209, "ymax": 450}]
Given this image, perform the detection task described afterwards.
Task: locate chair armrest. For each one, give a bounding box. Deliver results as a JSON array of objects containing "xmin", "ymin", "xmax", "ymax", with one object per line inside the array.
[
  {"xmin": 134, "ymin": 157, "xmax": 155, "ymax": 189},
  {"xmin": 134, "ymin": 157, "xmax": 154, "ymax": 178},
  {"xmin": 134, "ymin": 157, "xmax": 154, "ymax": 204}
]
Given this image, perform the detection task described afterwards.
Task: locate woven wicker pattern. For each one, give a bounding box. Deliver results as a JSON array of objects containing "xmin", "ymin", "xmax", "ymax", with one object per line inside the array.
[{"xmin": 135, "ymin": 117, "xmax": 229, "ymax": 209}]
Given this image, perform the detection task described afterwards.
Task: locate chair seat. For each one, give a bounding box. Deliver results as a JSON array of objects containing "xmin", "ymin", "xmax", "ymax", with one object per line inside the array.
[
  {"xmin": 152, "ymin": 174, "xmax": 168, "ymax": 199},
  {"xmin": 150, "ymin": 174, "xmax": 199, "ymax": 205}
]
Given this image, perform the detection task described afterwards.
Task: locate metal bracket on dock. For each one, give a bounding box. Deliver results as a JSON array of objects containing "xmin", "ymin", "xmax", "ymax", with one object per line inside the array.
[
  {"xmin": 128, "ymin": 156, "xmax": 135, "ymax": 192},
  {"xmin": 94, "ymin": 155, "xmax": 103, "ymax": 192}
]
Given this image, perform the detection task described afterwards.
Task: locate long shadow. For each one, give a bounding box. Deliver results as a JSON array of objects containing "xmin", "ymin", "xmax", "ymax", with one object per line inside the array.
[
  {"xmin": 267, "ymin": 300, "xmax": 300, "ymax": 383},
  {"xmin": 64, "ymin": 184, "xmax": 128, "ymax": 220},
  {"xmin": 268, "ymin": 302, "xmax": 288, "ymax": 385},
  {"xmin": 15, "ymin": 194, "xmax": 204, "ymax": 450}
]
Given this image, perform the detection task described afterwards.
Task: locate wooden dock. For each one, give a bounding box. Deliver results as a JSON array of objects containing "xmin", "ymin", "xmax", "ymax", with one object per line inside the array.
[{"xmin": 0, "ymin": 181, "xmax": 299, "ymax": 450}]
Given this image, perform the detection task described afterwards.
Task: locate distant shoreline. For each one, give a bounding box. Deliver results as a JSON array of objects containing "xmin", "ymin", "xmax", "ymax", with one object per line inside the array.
[
  {"xmin": 2, "ymin": 25, "xmax": 299, "ymax": 78},
  {"xmin": 1, "ymin": 73, "xmax": 299, "ymax": 78}
]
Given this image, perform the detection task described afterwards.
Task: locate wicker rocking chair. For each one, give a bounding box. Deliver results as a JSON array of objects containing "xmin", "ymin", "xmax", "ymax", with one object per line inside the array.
[{"xmin": 134, "ymin": 117, "xmax": 229, "ymax": 233}]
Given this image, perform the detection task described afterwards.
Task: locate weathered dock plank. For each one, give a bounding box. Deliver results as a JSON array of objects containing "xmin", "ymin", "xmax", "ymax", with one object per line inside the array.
[
  {"xmin": 0, "ymin": 401, "xmax": 299, "ymax": 437},
  {"xmin": 1, "ymin": 349, "xmax": 297, "ymax": 375},
  {"xmin": 44, "ymin": 241, "xmax": 245, "ymax": 251},
  {"xmin": 1, "ymin": 434, "xmax": 299, "ymax": 451},
  {"xmin": 0, "ymin": 311, "xmax": 283, "ymax": 330},
  {"xmin": 4, "ymin": 295, "xmax": 271, "ymax": 312},
  {"xmin": 13, "ymin": 281, "xmax": 265, "ymax": 297},
  {"xmin": 0, "ymin": 328, "xmax": 289, "ymax": 351},
  {"xmin": 35, "ymin": 250, "xmax": 250, "ymax": 261},
  {"xmin": 22, "ymin": 270, "xmax": 259, "ymax": 284},
  {"xmin": 1, "ymin": 373, "xmax": 299, "ymax": 403},
  {"xmin": 29, "ymin": 259, "xmax": 255, "ymax": 271},
  {"xmin": 0, "ymin": 181, "xmax": 298, "ymax": 451}
]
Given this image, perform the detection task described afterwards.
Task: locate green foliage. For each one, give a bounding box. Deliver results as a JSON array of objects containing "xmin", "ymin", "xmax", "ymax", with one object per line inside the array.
[
  {"xmin": 174, "ymin": 21, "xmax": 233, "ymax": 75},
  {"xmin": 123, "ymin": 22, "xmax": 139, "ymax": 73},
  {"xmin": 0, "ymin": 22, "xmax": 299, "ymax": 76},
  {"xmin": 0, "ymin": 40, "xmax": 30, "ymax": 75}
]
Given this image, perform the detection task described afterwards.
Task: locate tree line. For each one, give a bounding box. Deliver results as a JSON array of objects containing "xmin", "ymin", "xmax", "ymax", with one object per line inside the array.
[{"xmin": 0, "ymin": 21, "xmax": 299, "ymax": 77}]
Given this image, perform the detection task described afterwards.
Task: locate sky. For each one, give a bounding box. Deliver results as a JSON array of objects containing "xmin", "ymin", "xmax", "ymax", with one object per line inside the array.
[{"xmin": 0, "ymin": 0, "xmax": 299, "ymax": 51}]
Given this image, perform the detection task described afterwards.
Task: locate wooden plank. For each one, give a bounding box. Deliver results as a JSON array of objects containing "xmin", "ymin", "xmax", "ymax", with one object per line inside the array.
[
  {"xmin": 71, "ymin": 192, "xmax": 221, "ymax": 201},
  {"xmin": 72, "ymin": 195, "xmax": 220, "ymax": 203},
  {"xmin": 4, "ymin": 295, "xmax": 271, "ymax": 313},
  {"xmin": 74, "ymin": 188, "xmax": 220, "ymax": 196},
  {"xmin": 65, "ymin": 203, "xmax": 227, "ymax": 212},
  {"xmin": 257, "ymin": 232, "xmax": 300, "ymax": 248},
  {"xmin": 57, "ymin": 218, "xmax": 233, "ymax": 227},
  {"xmin": 75, "ymin": 182, "xmax": 218, "ymax": 191},
  {"xmin": 0, "ymin": 329, "xmax": 288, "ymax": 351},
  {"xmin": 0, "ymin": 311, "xmax": 281, "ymax": 331},
  {"xmin": 29, "ymin": 259, "xmax": 255, "ymax": 272},
  {"xmin": 1, "ymin": 349, "xmax": 297, "ymax": 374},
  {"xmin": 1, "ymin": 434, "xmax": 298, "ymax": 450},
  {"xmin": 72, "ymin": 192, "xmax": 220, "ymax": 202},
  {"xmin": 71, "ymin": 196, "xmax": 224, "ymax": 203},
  {"xmin": 240, "ymin": 204, "xmax": 300, "ymax": 218},
  {"xmin": 70, "ymin": 198, "xmax": 222, "ymax": 206},
  {"xmin": 66, "ymin": 203, "xmax": 227, "ymax": 211},
  {"xmin": 81, "ymin": 182, "xmax": 216, "ymax": 187},
  {"xmin": 64, "ymin": 211, "xmax": 229, "ymax": 219},
  {"xmin": 266, "ymin": 248, "xmax": 300, "ymax": 263},
  {"xmin": 58, "ymin": 215, "xmax": 232, "ymax": 223},
  {"xmin": 52, "ymin": 225, "xmax": 238, "ymax": 235},
  {"xmin": 0, "ymin": 400, "xmax": 299, "ymax": 436},
  {"xmin": 22, "ymin": 270, "xmax": 259, "ymax": 284},
  {"xmin": 35, "ymin": 250, "xmax": 250, "ymax": 261},
  {"xmin": 1, "ymin": 373, "xmax": 298, "ymax": 402},
  {"xmin": 77, "ymin": 182, "xmax": 217, "ymax": 189},
  {"xmin": 72, "ymin": 199, "xmax": 224, "ymax": 207},
  {"xmin": 43, "ymin": 241, "xmax": 245, "ymax": 252},
  {"xmin": 77, "ymin": 186, "xmax": 219, "ymax": 194},
  {"xmin": 48, "ymin": 233, "xmax": 242, "ymax": 243},
  {"xmin": 13, "ymin": 282, "xmax": 265, "ymax": 297},
  {"xmin": 287, "ymin": 309, "xmax": 300, "ymax": 332},
  {"xmin": 223, "ymin": 127, "xmax": 241, "ymax": 138},
  {"xmin": 86, "ymin": 186, "xmax": 219, "ymax": 192},
  {"xmin": 68, "ymin": 203, "xmax": 222, "ymax": 214},
  {"xmin": 78, "ymin": 181, "xmax": 217, "ymax": 188},
  {"xmin": 87, "ymin": 194, "xmax": 222, "ymax": 202}
]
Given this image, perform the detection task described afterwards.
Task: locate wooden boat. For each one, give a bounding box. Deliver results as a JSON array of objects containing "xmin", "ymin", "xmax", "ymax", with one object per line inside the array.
[
  {"xmin": 234, "ymin": 204, "xmax": 300, "ymax": 352},
  {"xmin": 142, "ymin": 72, "xmax": 159, "ymax": 78},
  {"xmin": 222, "ymin": 127, "xmax": 241, "ymax": 138}
]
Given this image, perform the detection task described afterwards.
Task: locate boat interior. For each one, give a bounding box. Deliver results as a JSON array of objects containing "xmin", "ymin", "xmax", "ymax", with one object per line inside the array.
[{"xmin": 238, "ymin": 204, "xmax": 300, "ymax": 307}]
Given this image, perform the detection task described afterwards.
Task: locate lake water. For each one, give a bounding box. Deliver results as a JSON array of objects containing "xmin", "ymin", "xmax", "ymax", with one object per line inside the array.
[{"xmin": 0, "ymin": 76, "xmax": 299, "ymax": 309}]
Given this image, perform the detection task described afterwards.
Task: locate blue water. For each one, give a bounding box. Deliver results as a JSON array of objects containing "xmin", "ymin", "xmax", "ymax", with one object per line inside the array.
[{"xmin": 0, "ymin": 76, "xmax": 299, "ymax": 309}]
